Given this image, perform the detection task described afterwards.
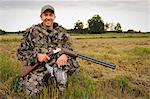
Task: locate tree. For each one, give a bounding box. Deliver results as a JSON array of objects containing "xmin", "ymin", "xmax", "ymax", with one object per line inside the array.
[
  {"xmin": 114, "ymin": 22, "xmax": 122, "ymax": 32},
  {"xmin": 104, "ymin": 22, "xmax": 110, "ymax": 31},
  {"xmin": 87, "ymin": 15, "xmax": 104, "ymax": 33},
  {"xmin": 108, "ymin": 22, "xmax": 115, "ymax": 31},
  {"xmin": 74, "ymin": 20, "xmax": 84, "ymax": 30},
  {"xmin": 0, "ymin": 29, "xmax": 6, "ymax": 35}
]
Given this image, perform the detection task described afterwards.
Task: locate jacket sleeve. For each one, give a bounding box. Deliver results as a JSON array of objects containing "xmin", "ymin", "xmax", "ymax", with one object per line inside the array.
[
  {"xmin": 57, "ymin": 27, "xmax": 73, "ymax": 50},
  {"xmin": 17, "ymin": 27, "xmax": 39, "ymax": 66},
  {"xmin": 62, "ymin": 33, "xmax": 73, "ymax": 50},
  {"xmin": 61, "ymin": 32, "xmax": 80, "ymax": 75}
]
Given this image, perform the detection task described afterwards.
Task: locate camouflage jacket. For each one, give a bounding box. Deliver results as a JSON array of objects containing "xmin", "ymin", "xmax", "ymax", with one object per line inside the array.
[{"xmin": 17, "ymin": 23, "xmax": 76, "ymax": 67}]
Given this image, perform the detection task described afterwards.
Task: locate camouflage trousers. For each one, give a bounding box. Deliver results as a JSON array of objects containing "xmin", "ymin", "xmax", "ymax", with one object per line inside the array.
[
  {"xmin": 18, "ymin": 57, "xmax": 79, "ymax": 96},
  {"xmin": 18, "ymin": 66, "xmax": 50, "ymax": 96}
]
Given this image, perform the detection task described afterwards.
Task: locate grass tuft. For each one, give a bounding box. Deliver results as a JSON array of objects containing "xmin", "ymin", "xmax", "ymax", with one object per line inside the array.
[{"xmin": 117, "ymin": 75, "xmax": 128, "ymax": 91}]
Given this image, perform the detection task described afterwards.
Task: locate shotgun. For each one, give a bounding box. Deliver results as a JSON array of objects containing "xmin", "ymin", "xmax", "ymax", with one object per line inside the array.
[{"xmin": 20, "ymin": 48, "xmax": 116, "ymax": 77}]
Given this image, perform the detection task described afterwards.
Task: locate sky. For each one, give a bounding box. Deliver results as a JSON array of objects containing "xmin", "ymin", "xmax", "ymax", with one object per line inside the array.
[{"xmin": 0, "ymin": 0, "xmax": 149, "ymax": 32}]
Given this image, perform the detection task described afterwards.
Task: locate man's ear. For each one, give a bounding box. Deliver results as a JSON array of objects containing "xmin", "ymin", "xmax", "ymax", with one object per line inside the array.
[
  {"xmin": 40, "ymin": 14, "xmax": 43, "ymax": 21},
  {"xmin": 54, "ymin": 14, "xmax": 56, "ymax": 19}
]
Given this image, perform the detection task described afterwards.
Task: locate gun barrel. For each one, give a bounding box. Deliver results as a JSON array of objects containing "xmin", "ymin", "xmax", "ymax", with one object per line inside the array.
[{"xmin": 78, "ymin": 54, "xmax": 116, "ymax": 69}]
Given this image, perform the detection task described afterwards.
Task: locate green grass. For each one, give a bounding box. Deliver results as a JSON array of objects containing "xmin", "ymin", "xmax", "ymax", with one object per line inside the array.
[
  {"xmin": 0, "ymin": 38, "xmax": 21, "ymax": 42},
  {"xmin": 117, "ymin": 75, "xmax": 128, "ymax": 90},
  {"xmin": 0, "ymin": 53, "xmax": 20, "ymax": 97},
  {"xmin": 131, "ymin": 47, "xmax": 150, "ymax": 55},
  {"xmin": 75, "ymin": 35, "xmax": 150, "ymax": 40},
  {"xmin": 0, "ymin": 53, "xmax": 20, "ymax": 83}
]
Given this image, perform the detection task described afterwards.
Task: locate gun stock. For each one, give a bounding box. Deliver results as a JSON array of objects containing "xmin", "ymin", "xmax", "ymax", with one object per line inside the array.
[{"xmin": 20, "ymin": 64, "xmax": 38, "ymax": 77}]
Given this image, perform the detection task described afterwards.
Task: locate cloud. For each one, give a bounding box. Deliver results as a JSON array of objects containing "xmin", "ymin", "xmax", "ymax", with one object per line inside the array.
[
  {"xmin": 0, "ymin": 0, "xmax": 149, "ymax": 31},
  {"xmin": 0, "ymin": 0, "xmax": 148, "ymax": 12},
  {"xmin": 0, "ymin": 0, "xmax": 41, "ymax": 10}
]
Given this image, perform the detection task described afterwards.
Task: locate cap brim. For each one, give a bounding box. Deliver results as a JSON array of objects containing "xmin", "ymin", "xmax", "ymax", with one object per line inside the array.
[{"xmin": 43, "ymin": 9, "xmax": 54, "ymax": 14}]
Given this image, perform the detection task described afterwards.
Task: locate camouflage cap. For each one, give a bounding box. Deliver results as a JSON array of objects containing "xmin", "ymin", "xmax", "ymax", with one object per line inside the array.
[{"xmin": 41, "ymin": 5, "xmax": 55, "ymax": 14}]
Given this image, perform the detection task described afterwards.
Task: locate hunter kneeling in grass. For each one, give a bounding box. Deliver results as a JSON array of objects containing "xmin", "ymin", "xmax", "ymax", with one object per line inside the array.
[{"xmin": 17, "ymin": 4, "xmax": 79, "ymax": 96}]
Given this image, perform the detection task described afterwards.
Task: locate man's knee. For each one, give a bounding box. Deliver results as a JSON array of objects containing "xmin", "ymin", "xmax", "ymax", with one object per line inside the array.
[{"xmin": 18, "ymin": 69, "xmax": 49, "ymax": 96}]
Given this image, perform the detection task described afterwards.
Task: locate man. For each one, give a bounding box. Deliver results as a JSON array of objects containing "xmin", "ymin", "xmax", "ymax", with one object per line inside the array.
[{"xmin": 17, "ymin": 5, "xmax": 79, "ymax": 96}]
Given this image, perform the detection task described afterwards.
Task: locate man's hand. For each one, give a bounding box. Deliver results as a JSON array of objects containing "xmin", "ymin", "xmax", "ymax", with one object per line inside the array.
[
  {"xmin": 56, "ymin": 54, "xmax": 68, "ymax": 66},
  {"xmin": 37, "ymin": 53, "xmax": 50, "ymax": 62}
]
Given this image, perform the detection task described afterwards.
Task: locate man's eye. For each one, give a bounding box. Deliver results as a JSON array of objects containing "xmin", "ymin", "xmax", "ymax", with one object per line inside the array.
[
  {"xmin": 44, "ymin": 14, "xmax": 53, "ymax": 17},
  {"xmin": 45, "ymin": 14, "xmax": 48, "ymax": 16}
]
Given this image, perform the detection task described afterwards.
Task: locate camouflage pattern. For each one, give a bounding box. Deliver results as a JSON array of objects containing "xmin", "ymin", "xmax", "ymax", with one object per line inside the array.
[{"xmin": 17, "ymin": 23, "xmax": 79, "ymax": 96}]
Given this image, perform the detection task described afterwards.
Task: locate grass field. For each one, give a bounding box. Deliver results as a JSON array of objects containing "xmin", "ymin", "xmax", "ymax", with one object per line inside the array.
[{"xmin": 0, "ymin": 33, "xmax": 150, "ymax": 98}]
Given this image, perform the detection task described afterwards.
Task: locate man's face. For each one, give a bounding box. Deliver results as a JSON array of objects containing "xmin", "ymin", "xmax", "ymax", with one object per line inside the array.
[{"xmin": 40, "ymin": 10, "xmax": 56, "ymax": 27}]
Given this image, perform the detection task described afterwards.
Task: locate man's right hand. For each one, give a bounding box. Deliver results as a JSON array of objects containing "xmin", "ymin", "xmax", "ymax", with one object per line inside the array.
[{"xmin": 37, "ymin": 53, "xmax": 50, "ymax": 62}]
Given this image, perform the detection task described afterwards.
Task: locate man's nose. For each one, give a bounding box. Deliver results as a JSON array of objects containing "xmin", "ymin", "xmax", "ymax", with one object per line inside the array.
[{"xmin": 46, "ymin": 15, "xmax": 51, "ymax": 20}]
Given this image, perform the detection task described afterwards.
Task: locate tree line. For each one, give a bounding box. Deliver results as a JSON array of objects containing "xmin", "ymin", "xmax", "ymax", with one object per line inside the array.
[
  {"xmin": 68, "ymin": 14, "xmax": 143, "ymax": 34},
  {"xmin": 0, "ymin": 29, "xmax": 16, "ymax": 35}
]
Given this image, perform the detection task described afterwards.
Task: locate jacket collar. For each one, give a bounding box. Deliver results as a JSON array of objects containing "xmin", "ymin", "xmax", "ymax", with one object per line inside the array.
[{"xmin": 39, "ymin": 22, "xmax": 59, "ymax": 32}]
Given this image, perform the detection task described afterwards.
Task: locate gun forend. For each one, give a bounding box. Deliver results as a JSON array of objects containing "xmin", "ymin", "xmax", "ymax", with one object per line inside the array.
[{"xmin": 54, "ymin": 48, "xmax": 78, "ymax": 57}]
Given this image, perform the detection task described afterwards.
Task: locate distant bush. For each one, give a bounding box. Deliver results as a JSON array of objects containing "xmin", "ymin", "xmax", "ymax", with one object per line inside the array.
[
  {"xmin": 0, "ymin": 29, "xmax": 6, "ymax": 35},
  {"xmin": 67, "ymin": 28, "xmax": 89, "ymax": 34}
]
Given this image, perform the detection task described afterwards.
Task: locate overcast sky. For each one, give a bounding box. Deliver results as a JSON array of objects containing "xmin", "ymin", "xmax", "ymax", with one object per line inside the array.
[{"xmin": 0, "ymin": 0, "xmax": 149, "ymax": 32}]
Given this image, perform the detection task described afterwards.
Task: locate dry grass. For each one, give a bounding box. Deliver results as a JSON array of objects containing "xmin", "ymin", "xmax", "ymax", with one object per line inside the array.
[{"xmin": 0, "ymin": 34, "xmax": 150, "ymax": 98}]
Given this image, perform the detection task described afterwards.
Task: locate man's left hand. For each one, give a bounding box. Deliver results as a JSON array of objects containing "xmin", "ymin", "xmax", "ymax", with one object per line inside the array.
[{"xmin": 56, "ymin": 54, "xmax": 68, "ymax": 66}]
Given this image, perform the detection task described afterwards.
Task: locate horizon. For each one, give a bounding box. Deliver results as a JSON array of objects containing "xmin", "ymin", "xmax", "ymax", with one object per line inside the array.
[{"xmin": 0, "ymin": 0, "xmax": 149, "ymax": 32}]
